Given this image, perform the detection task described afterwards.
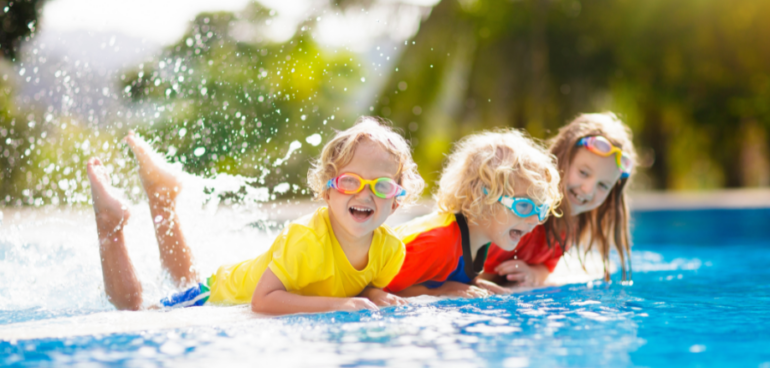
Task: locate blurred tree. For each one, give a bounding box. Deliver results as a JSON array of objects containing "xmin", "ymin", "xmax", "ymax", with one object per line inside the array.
[
  {"xmin": 378, "ymin": 0, "xmax": 770, "ymax": 191},
  {"xmin": 0, "ymin": 0, "xmax": 59, "ymax": 205},
  {"xmin": 6, "ymin": 0, "xmax": 770, "ymax": 207},
  {"xmin": 123, "ymin": 4, "xmax": 359, "ymax": 198},
  {"xmin": 0, "ymin": 0, "xmax": 45, "ymax": 60}
]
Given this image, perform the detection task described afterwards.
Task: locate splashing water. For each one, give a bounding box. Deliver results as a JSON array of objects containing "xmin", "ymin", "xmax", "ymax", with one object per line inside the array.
[
  {"xmin": 2, "ymin": 1, "xmax": 770, "ymax": 366},
  {"xmin": 2, "ymin": 209, "xmax": 770, "ymax": 367}
]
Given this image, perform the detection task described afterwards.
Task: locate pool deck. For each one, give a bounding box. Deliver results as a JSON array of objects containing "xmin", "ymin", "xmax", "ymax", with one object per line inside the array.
[
  {"xmin": 2, "ymin": 189, "xmax": 770, "ymax": 227},
  {"xmin": 259, "ymin": 188, "xmax": 770, "ymax": 224},
  {"xmin": 629, "ymin": 188, "xmax": 770, "ymax": 211}
]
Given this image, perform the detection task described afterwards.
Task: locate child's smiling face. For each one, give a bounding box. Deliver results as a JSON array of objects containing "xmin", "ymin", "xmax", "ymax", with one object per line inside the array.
[
  {"xmin": 482, "ymin": 179, "xmax": 542, "ymax": 252},
  {"xmin": 324, "ymin": 140, "xmax": 401, "ymax": 242},
  {"xmin": 565, "ymin": 147, "xmax": 622, "ymax": 215}
]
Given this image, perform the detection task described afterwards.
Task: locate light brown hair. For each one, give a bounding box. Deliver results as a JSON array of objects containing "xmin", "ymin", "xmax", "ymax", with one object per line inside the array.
[{"xmin": 546, "ymin": 112, "xmax": 636, "ymax": 281}]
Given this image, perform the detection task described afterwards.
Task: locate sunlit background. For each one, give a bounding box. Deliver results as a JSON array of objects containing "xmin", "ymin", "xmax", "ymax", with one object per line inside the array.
[
  {"xmin": 2, "ymin": 0, "xmax": 770, "ymax": 206},
  {"xmin": 3, "ymin": 2, "xmax": 770, "ymax": 367}
]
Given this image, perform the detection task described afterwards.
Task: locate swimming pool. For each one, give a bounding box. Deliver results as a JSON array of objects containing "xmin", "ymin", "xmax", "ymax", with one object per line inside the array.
[{"xmin": 1, "ymin": 207, "xmax": 769, "ymax": 367}]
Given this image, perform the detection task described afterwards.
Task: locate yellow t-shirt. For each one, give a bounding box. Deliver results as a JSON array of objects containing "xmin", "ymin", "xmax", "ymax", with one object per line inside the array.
[{"xmin": 206, "ymin": 206, "xmax": 406, "ymax": 305}]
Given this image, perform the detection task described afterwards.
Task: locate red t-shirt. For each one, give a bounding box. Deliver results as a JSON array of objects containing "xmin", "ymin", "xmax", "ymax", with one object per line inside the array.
[
  {"xmin": 483, "ymin": 225, "xmax": 564, "ymax": 273},
  {"xmin": 384, "ymin": 212, "xmax": 466, "ymax": 293}
]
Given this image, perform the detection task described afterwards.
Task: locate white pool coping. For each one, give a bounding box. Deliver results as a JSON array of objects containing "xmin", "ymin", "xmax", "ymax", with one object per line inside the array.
[
  {"xmin": 628, "ymin": 188, "xmax": 770, "ymax": 211},
  {"xmin": 2, "ymin": 189, "xmax": 769, "ymax": 231},
  {"xmin": 258, "ymin": 189, "xmax": 770, "ymax": 223}
]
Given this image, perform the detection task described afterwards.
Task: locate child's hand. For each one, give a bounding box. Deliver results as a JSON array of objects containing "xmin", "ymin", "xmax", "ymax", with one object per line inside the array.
[
  {"xmin": 360, "ymin": 287, "xmax": 409, "ymax": 307},
  {"xmin": 494, "ymin": 260, "xmax": 548, "ymax": 287},
  {"xmin": 435, "ymin": 281, "xmax": 491, "ymax": 298},
  {"xmin": 340, "ymin": 297, "xmax": 380, "ymax": 311},
  {"xmin": 473, "ymin": 278, "xmax": 511, "ymax": 295}
]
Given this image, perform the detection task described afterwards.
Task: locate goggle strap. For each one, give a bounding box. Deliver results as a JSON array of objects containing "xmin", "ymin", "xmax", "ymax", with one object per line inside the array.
[
  {"xmin": 326, "ymin": 178, "xmax": 336, "ymax": 190},
  {"xmin": 578, "ymin": 136, "xmax": 634, "ymax": 178}
]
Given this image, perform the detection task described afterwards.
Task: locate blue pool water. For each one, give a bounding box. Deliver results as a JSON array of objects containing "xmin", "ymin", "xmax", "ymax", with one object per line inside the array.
[{"xmin": 1, "ymin": 208, "xmax": 769, "ymax": 367}]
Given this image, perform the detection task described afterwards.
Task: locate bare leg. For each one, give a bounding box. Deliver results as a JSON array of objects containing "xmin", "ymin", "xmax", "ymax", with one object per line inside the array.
[
  {"xmin": 88, "ymin": 157, "xmax": 143, "ymax": 311},
  {"xmin": 125, "ymin": 132, "xmax": 197, "ymax": 287}
]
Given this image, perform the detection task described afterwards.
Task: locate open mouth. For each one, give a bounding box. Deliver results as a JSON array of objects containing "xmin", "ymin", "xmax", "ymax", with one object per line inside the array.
[
  {"xmin": 509, "ymin": 229, "xmax": 524, "ymax": 242},
  {"xmin": 569, "ymin": 188, "xmax": 588, "ymax": 205},
  {"xmin": 349, "ymin": 206, "xmax": 374, "ymax": 221}
]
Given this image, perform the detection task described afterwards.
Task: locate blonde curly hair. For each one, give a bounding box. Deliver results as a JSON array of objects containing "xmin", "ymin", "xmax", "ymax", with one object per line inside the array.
[
  {"xmin": 435, "ymin": 129, "xmax": 562, "ymax": 223},
  {"xmin": 307, "ymin": 116, "xmax": 424, "ymax": 204}
]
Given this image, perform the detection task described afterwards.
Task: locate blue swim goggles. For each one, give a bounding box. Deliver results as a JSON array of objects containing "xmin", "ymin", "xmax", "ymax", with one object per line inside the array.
[{"xmin": 483, "ymin": 188, "xmax": 550, "ymax": 221}]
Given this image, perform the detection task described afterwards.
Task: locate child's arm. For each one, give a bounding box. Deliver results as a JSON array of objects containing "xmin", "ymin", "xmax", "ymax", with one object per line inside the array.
[
  {"xmin": 359, "ymin": 287, "xmax": 408, "ymax": 307},
  {"xmin": 473, "ymin": 277, "xmax": 511, "ymax": 294},
  {"xmin": 491, "ymin": 260, "xmax": 550, "ymax": 287},
  {"xmin": 395, "ymin": 282, "xmax": 490, "ymax": 298},
  {"xmin": 251, "ymin": 268, "xmax": 378, "ymax": 315}
]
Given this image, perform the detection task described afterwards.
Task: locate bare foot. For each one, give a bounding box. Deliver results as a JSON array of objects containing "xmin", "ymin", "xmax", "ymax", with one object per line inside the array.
[
  {"xmin": 87, "ymin": 157, "xmax": 130, "ymax": 239},
  {"xmin": 125, "ymin": 132, "xmax": 197, "ymax": 286},
  {"xmin": 88, "ymin": 157, "xmax": 144, "ymax": 310},
  {"xmin": 124, "ymin": 131, "xmax": 182, "ymax": 203}
]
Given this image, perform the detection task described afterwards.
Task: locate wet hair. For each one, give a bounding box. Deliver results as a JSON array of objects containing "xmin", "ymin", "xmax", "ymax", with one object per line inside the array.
[
  {"xmin": 435, "ymin": 128, "xmax": 562, "ymax": 224},
  {"xmin": 545, "ymin": 112, "xmax": 637, "ymax": 282},
  {"xmin": 307, "ymin": 116, "xmax": 424, "ymax": 204}
]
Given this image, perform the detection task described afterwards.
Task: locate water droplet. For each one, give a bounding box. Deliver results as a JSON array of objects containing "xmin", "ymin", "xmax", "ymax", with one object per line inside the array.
[
  {"xmin": 193, "ymin": 147, "xmax": 206, "ymax": 157},
  {"xmin": 273, "ymin": 182, "xmax": 290, "ymax": 194},
  {"xmin": 360, "ymin": 77, "xmax": 366, "ymax": 83},
  {"xmin": 306, "ymin": 134, "xmax": 322, "ymax": 146}
]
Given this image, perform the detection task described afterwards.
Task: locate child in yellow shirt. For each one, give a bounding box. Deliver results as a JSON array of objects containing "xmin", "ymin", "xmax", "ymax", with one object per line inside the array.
[{"xmin": 87, "ymin": 117, "xmax": 424, "ymax": 314}]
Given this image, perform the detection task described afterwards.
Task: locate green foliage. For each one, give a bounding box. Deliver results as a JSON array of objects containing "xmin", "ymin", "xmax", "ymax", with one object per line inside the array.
[
  {"xmin": 4, "ymin": 0, "xmax": 770, "ymax": 208},
  {"xmin": 0, "ymin": 75, "xmax": 121, "ymax": 206},
  {"xmin": 123, "ymin": 7, "xmax": 359, "ymax": 196},
  {"xmin": 378, "ymin": 0, "xmax": 770, "ymax": 190},
  {"xmin": 0, "ymin": 0, "xmax": 45, "ymax": 60}
]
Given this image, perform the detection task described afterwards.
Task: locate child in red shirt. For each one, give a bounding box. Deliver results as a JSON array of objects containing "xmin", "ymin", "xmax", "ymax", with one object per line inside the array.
[
  {"xmin": 385, "ymin": 129, "xmax": 562, "ymax": 297},
  {"xmin": 482, "ymin": 112, "xmax": 637, "ymax": 287}
]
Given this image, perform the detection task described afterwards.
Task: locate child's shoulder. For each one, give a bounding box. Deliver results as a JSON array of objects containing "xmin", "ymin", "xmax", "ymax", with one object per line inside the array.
[
  {"xmin": 281, "ymin": 206, "xmax": 331, "ymax": 243},
  {"xmin": 374, "ymin": 222, "xmax": 399, "ymax": 239},
  {"xmin": 394, "ymin": 211, "xmax": 457, "ymax": 243},
  {"xmin": 371, "ymin": 223, "xmax": 402, "ymax": 251}
]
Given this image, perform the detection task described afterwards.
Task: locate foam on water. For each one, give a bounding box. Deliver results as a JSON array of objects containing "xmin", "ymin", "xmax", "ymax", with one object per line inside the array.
[
  {"xmin": 0, "ymin": 196, "xmax": 696, "ymax": 324},
  {"xmin": 2, "ymin": 207, "xmax": 769, "ymax": 367},
  {"xmin": 0, "ymin": 171, "xmax": 287, "ymax": 322},
  {"xmin": 0, "ymin": 284, "xmax": 652, "ymax": 367}
]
